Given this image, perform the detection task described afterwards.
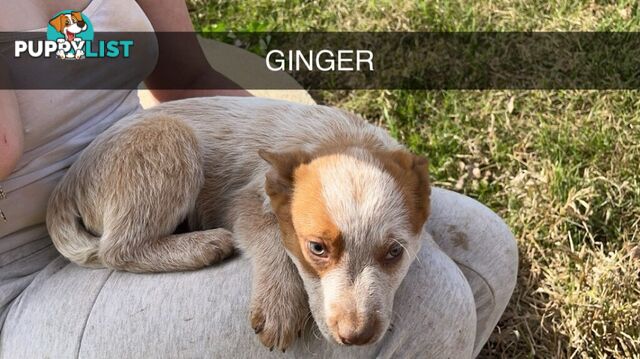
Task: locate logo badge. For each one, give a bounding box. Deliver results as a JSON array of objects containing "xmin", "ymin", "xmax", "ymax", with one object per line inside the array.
[
  {"xmin": 14, "ymin": 10, "xmax": 133, "ymax": 60},
  {"xmin": 47, "ymin": 10, "xmax": 94, "ymax": 60}
]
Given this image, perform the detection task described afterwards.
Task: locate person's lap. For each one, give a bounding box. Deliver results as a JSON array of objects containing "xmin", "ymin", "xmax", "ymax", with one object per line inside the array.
[{"xmin": 0, "ymin": 188, "xmax": 517, "ymax": 358}]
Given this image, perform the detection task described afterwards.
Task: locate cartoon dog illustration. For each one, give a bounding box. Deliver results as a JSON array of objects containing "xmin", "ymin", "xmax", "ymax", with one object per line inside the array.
[{"xmin": 48, "ymin": 12, "xmax": 88, "ymax": 59}]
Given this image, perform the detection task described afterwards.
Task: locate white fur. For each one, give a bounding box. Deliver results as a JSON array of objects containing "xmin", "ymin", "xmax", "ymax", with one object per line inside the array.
[
  {"xmin": 48, "ymin": 96, "xmax": 425, "ymax": 350},
  {"xmin": 320, "ymin": 149, "xmax": 408, "ymax": 238}
]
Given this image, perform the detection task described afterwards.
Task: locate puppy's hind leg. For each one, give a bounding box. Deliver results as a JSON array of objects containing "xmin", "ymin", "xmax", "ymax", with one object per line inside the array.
[
  {"xmin": 100, "ymin": 227, "xmax": 234, "ymax": 273},
  {"xmin": 94, "ymin": 115, "xmax": 233, "ymax": 273}
]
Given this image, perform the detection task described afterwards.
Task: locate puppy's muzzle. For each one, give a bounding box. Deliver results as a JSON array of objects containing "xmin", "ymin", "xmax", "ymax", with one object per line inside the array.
[
  {"xmin": 329, "ymin": 305, "xmax": 382, "ymax": 346},
  {"xmin": 337, "ymin": 318, "xmax": 379, "ymax": 345}
]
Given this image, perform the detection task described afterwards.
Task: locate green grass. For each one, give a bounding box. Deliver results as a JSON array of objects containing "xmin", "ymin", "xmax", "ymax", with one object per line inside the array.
[{"xmin": 188, "ymin": 1, "xmax": 640, "ymax": 357}]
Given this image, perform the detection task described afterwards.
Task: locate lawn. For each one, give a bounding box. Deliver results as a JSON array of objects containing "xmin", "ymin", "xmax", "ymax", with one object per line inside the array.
[{"xmin": 187, "ymin": 1, "xmax": 640, "ymax": 357}]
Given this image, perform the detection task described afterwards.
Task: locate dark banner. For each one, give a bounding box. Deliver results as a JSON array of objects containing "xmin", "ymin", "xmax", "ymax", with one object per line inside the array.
[{"xmin": 2, "ymin": 32, "xmax": 640, "ymax": 89}]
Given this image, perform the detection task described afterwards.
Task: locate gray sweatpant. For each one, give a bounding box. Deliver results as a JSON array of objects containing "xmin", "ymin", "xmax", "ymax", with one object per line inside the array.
[{"xmin": 0, "ymin": 188, "xmax": 518, "ymax": 358}]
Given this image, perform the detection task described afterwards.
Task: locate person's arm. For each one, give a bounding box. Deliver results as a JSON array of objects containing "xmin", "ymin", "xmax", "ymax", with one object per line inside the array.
[
  {"xmin": 0, "ymin": 90, "xmax": 23, "ymax": 180},
  {"xmin": 136, "ymin": 0, "xmax": 251, "ymax": 102}
]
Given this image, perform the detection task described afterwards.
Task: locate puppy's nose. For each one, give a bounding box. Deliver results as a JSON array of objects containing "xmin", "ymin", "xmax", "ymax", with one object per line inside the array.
[
  {"xmin": 337, "ymin": 321, "xmax": 376, "ymax": 345},
  {"xmin": 78, "ymin": 20, "xmax": 85, "ymax": 27}
]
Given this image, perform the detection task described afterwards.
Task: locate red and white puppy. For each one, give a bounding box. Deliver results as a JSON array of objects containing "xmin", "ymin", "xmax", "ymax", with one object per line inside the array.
[{"xmin": 46, "ymin": 97, "xmax": 431, "ymax": 351}]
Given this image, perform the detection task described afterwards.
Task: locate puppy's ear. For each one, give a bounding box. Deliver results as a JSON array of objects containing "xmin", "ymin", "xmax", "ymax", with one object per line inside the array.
[
  {"xmin": 406, "ymin": 153, "xmax": 430, "ymax": 234},
  {"xmin": 409, "ymin": 154, "xmax": 431, "ymax": 228},
  {"xmin": 258, "ymin": 149, "xmax": 312, "ymax": 223},
  {"xmin": 384, "ymin": 150, "xmax": 431, "ymax": 234},
  {"xmin": 49, "ymin": 15, "xmax": 66, "ymax": 33},
  {"xmin": 409, "ymin": 154, "xmax": 430, "ymax": 190},
  {"xmin": 258, "ymin": 149, "xmax": 312, "ymax": 199}
]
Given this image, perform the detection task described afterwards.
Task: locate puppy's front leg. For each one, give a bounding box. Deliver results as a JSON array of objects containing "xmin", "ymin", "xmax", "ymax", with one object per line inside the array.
[
  {"xmin": 249, "ymin": 232, "xmax": 309, "ymax": 352},
  {"xmin": 233, "ymin": 202, "xmax": 309, "ymax": 351}
]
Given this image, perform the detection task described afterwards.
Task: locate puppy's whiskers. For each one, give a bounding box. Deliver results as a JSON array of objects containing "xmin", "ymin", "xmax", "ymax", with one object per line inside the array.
[
  {"xmin": 301, "ymin": 311, "xmax": 318, "ymax": 354},
  {"xmin": 312, "ymin": 325, "xmax": 323, "ymax": 340},
  {"xmin": 392, "ymin": 237, "xmax": 421, "ymax": 265}
]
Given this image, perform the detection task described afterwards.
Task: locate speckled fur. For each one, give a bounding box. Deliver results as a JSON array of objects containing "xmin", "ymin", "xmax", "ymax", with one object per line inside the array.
[{"xmin": 46, "ymin": 96, "xmax": 430, "ymax": 351}]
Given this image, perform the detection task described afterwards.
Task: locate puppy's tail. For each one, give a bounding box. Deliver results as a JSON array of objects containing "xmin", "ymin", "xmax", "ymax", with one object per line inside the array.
[{"xmin": 46, "ymin": 181, "xmax": 103, "ymax": 268}]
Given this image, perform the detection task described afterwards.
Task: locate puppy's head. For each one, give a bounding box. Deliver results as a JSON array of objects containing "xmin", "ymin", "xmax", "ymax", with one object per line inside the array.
[
  {"xmin": 49, "ymin": 12, "xmax": 87, "ymax": 40},
  {"xmin": 259, "ymin": 146, "xmax": 430, "ymax": 346}
]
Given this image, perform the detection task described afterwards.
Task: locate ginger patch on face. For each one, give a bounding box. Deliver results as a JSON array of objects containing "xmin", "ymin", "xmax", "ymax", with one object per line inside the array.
[{"xmin": 290, "ymin": 160, "xmax": 344, "ymax": 277}]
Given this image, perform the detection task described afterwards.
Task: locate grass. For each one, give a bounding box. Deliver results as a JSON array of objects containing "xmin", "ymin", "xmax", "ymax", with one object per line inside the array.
[{"xmin": 187, "ymin": 1, "xmax": 640, "ymax": 357}]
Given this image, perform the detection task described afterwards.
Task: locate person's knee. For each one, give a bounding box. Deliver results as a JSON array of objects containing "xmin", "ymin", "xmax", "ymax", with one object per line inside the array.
[
  {"xmin": 381, "ymin": 241, "xmax": 477, "ymax": 357},
  {"xmin": 497, "ymin": 227, "xmax": 518, "ymax": 293},
  {"xmin": 428, "ymin": 188, "xmax": 518, "ymax": 299},
  {"xmin": 428, "ymin": 188, "xmax": 518, "ymax": 356}
]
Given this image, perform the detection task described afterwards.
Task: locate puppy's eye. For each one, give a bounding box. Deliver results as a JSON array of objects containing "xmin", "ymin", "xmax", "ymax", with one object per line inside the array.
[
  {"xmin": 308, "ymin": 241, "xmax": 326, "ymax": 256},
  {"xmin": 385, "ymin": 243, "xmax": 403, "ymax": 260}
]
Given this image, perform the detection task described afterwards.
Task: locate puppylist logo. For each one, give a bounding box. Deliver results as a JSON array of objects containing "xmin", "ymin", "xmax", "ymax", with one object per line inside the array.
[{"xmin": 14, "ymin": 10, "xmax": 133, "ymax": 60}]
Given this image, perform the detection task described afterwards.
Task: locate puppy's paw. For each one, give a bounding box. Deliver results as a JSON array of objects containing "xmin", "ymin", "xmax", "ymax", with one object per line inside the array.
[
  {"xmin": 250, "ymin": 285, "xmax": 308, "ymax": 351},
  {"xmin": 195, "ymin": 228, "xmax": 235, "ymax": 266}
]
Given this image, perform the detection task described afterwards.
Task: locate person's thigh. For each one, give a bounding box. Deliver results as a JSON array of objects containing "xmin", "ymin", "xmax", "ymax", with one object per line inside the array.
[
  {"xmin": 0, "ymin": 234, "xmax": 476, "ymax": 358},
  {"xmin": 426, "ymin": 188, "xmax": 518, "ymax": 357}
]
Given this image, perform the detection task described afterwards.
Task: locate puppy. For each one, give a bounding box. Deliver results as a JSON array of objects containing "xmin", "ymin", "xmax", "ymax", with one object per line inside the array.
[
  {"xmin": 46, "ymin": 97, "xmax": 431, "ymax": 350},
  {"xmin": 48, "ymin": 12, "xmax": 88, "ymax": 59}
]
